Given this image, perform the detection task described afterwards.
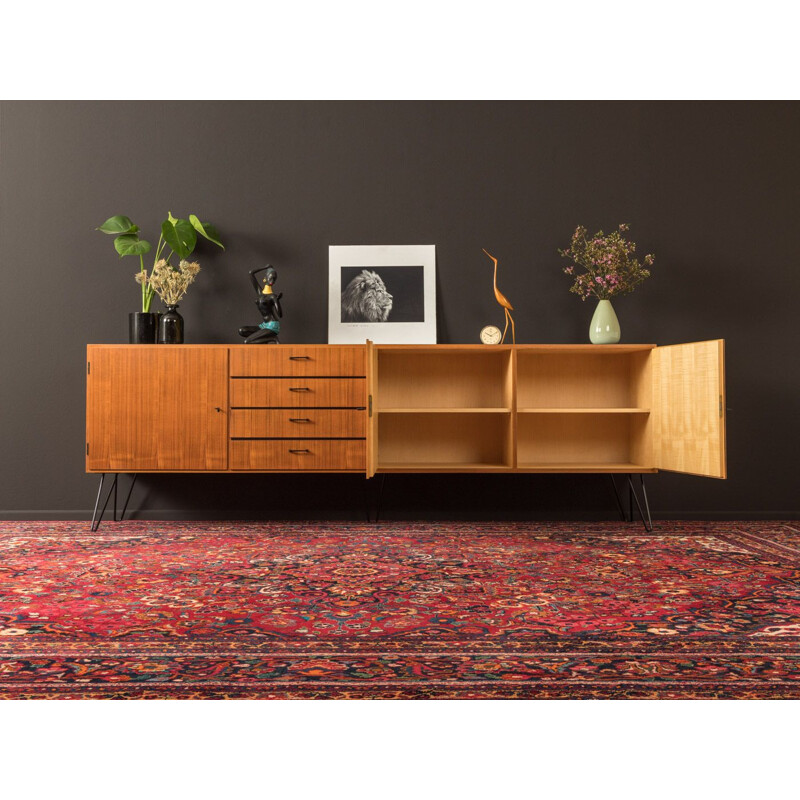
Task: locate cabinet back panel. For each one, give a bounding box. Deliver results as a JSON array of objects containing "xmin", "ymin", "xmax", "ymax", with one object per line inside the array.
[
  {"xmin": 517, "ymin": 353, "xmax": 647, "ymax": 409},
  {"xmin": 379, "ymin": 413, "xmax": 512, "ymax": 466},
  {"xmin": 517, "ymin": 413, "xmax": 648, "ymax": 465},
  {"xmin": 377, "ymin": 351, "xmax": 511, "ymax": 408}
]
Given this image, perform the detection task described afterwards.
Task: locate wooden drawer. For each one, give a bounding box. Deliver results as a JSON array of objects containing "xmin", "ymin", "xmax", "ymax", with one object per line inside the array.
[
  {"xmin": 230, "ymin": 409, "xmax": 365, "ymax": 438},
  {"xmin": 230, "ymin": 378, "xmax": 366, "ymax": 408},
  {"xmin": 230, "ymin": 439, "xmax": 366, "ymax": 470},
  {"xmin": 230, "ymin": 346, "xmax": 366, "ymax": 377}
]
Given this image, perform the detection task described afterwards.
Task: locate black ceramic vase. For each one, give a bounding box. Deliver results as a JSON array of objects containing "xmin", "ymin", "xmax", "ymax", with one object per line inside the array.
[
  {"xmin": 128, "ymin": 311, "xmax": 159, "ymax": 344},
  {"xmin": 158, "ymin": 305, "xmax": 184, "ymax": 344}
]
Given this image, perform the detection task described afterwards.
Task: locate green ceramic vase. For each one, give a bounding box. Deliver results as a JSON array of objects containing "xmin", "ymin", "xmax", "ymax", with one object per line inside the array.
[{"xmin": 589, "ymin": 299, "xmax": 620, "ymax": 344}]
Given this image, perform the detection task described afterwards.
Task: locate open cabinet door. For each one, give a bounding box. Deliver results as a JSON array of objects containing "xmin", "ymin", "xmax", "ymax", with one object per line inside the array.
[
  {"xmin": 365, "ymin": 340, "xmax": 378, "ymax": 478},
  {"xmin": 652, "ymin": 339, "xmax": 726, "ymax": 478}
]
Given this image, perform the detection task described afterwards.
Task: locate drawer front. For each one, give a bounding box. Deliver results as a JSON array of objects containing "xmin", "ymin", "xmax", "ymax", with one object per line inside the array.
[
  {"xmin": 230, "ymin": 378, "xmax": 366, "ymax": 408},
  {"xmin": 231, "ymin": 409, "xmax": 365, "ymax": 438},
  {"xmin": 230, "ymin": 439, "xmax": 366, "ymax": 470},
  {"xmin": 230, "ymin": 346, "xmax": 366, "ymax": 377}
]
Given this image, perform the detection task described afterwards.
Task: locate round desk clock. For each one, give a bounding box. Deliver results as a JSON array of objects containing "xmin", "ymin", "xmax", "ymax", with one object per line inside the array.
[{"xmin": 480, "ymin": 325, "xmax": 502, "ymax": 345}]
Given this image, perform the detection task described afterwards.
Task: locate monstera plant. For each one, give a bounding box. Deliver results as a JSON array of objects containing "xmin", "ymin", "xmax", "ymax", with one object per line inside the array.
[{"xmin": 97, "ymin": 212, "xmax": 224, "ymax": 312}]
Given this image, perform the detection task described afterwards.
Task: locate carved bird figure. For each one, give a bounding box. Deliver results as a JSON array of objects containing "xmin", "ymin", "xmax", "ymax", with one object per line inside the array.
[{"xmin": 482, "ymin": 248, "xmax": 515, "ymax": 344}]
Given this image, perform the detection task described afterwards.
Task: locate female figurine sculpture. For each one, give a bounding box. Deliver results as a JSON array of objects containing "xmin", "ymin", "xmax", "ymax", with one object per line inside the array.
[{"xmin": 239, "ymin": 265, "xmax": 283, "ymax": 344}]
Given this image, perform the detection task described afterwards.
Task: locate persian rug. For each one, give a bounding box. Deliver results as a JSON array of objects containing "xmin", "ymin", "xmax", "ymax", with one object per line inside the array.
[{"xmin": 0, "ymin": 520, "xmax": 799, "ymax": 699}]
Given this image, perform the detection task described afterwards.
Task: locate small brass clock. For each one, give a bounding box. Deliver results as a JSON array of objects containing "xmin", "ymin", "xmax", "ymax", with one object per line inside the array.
[{"xmin": 480, "ymin": 325, "xmax": 502, "ymax": 345}]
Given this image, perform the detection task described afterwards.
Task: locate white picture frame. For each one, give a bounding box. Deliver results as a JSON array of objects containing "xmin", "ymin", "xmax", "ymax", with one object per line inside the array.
[{"xmin": 328, "ymin": 245, "xmax": 437, "ymax": 344}]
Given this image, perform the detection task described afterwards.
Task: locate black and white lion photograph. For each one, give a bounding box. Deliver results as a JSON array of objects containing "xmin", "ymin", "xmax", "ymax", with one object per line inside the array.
[{"xmin": 340, "ymin": 265, "xmax": 424, "ymax": 323}]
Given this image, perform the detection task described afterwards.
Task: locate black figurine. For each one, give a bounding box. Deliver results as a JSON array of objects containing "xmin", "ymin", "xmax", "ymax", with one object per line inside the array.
[{"xmin": 239, "ymin": 265, "xmax": 283, "ymax": 344}]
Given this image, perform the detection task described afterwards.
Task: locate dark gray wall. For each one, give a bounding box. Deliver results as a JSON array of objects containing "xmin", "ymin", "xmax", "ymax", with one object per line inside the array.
[{"xmin": 1, "ymin": 101, "xmax": 798, "ymax": 520}]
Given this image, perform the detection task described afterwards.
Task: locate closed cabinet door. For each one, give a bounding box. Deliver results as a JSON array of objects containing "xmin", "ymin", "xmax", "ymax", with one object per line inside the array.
[
  {"xmin": 86, "ymin": 346, "xmax": 228, "ymax": 471},
  {"xmin": 652, "ymin": 339, "xmax": 726, "ymax": 478}
]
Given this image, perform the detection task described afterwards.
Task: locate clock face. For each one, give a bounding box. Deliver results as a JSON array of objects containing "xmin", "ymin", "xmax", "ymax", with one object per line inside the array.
[{"xmin": 480, "ymin": 325, "xmax": 502, "ymax": 345}]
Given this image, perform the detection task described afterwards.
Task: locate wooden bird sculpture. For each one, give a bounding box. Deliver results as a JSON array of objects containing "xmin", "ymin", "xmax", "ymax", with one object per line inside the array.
[{"xmin": 482, "ymin": 248, "xmax": 515, "ymax": 344}]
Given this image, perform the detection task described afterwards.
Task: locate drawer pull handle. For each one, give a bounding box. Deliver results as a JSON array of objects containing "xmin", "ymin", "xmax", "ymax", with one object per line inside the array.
[
  {"xmin": 289, "ymin": 356, "xmax": 311, "ymax": 360},
  {"xmin": 289, "ymin": 418, "xmax": 312, "ymax": 423},
  {"xmin": 289, "ymin": 387, "xmax": 311, "ymax": 392},
  {"xmin": 289, "ymin": 448, "xmax": 311, "ymax": 454}
]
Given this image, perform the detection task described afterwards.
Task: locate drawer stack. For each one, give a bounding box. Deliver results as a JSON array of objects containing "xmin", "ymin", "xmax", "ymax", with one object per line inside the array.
[{"xmin": 228, "ymin": 346, "xmax": 367, "ymax": 471}]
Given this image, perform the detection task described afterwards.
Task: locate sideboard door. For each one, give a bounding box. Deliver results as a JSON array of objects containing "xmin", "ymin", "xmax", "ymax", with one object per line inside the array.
[
  {"xmin": 86, "ymin": 346, "xmax": 228, "ymax": 471},
  {"xmin": 652, "ymin": 339, "xmax": 726, "ymax": 479},
  {"xmin": 365, "ymin": 340, "xmax": 378, "ymax": 478}
]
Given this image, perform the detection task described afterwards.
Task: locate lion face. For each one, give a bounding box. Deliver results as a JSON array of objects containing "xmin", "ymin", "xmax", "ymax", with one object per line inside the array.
[{"xmin": 341, "ymin": 270, "xmax": 393, "ymax": 322}]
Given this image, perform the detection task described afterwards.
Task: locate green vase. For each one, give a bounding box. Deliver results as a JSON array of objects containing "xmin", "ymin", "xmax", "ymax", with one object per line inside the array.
[{"xmin": 589, "ymin": 299, "xmax": 620, "ymax": 344}]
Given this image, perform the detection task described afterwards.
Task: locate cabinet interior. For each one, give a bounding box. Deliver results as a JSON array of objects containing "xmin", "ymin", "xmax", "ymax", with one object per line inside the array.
[
  {"xmin": 375, "ymin": 346, "xmax": 655, "ymax": 472},
  {"xmin": 377, "ymin": 349, "xmax": 513, "ymax": 410}
]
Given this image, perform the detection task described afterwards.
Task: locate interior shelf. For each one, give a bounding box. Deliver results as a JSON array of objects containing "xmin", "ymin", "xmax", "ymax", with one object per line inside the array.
[
  {"xmin": 380, "ymin": 407, "xmax": 511, "ymax": 414},
  {"xmin": 516, "ymin": 462, "xmax": 657, "ymax": 473},
  {"xmin": 518, "ymin": 408, "xmax": 650, "ymax": 414},
  {"xmin": 378, "ymin": 462, "xmax": 513, "ymax": 472}
]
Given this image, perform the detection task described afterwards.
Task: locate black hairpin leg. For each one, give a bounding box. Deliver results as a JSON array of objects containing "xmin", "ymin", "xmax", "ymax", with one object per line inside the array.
[
  {"xmin": 609, "ymin": 475, "xmax": 628, "ymax": 521},
  {"xmin": 373, "ymin": 473, "xmax": 387, "ymax": 523},
  {"xmin": 626, "ymin": 474, "xmax": 653, "ymax": 532},
  {"xmin": 116, "ymin": 473, "xmax": 138, "ymax": 521},
  {"xmin": 90, "ymin": 473, "xmax": 138, "ymax": 531},
  {"xmin": 90, "ymin": 473, "xmax": 117, "ymax": 532}
]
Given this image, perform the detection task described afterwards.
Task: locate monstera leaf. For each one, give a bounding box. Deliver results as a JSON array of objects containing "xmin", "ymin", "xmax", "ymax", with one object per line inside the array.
[
  {"xmin": 97, "ymin": 215, "xmax": 138, "ymax": 236},
  {"xmin": 113, "ymin": 234, "xmax": 152, "ymax": 257},
  {"xmin": 161, "ymin": 212, "xmax": 197, "ymax": 260},
  {"xmin": 189, "ymin": 214, "xmax": 224, "ymax": 249}
]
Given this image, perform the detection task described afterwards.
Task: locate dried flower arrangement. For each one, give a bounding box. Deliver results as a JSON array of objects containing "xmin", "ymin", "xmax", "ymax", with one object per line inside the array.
[
  {"xmin": 97, "ymin": 212, "xmax": 223, "ymax": 311},
  {"xmin": 559, "ymin": 223, "xmax": 654, "ymax": 301},
  {"xmin": 138, "ymin": 259, "xmax": 201, "ymax": 306}
]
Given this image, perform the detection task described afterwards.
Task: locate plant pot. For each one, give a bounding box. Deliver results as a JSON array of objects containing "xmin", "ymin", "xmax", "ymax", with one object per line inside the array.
[
  {"xmin": 128, "ymin": 311, "xmax": 159, "ymax": 344},
  {"xmin": 589, "ymin": 299, "xmax": 620, "ymax": 344},
  {"xmin": 158, "ymin": 305, "xmax": 184, "ymax": 344}
]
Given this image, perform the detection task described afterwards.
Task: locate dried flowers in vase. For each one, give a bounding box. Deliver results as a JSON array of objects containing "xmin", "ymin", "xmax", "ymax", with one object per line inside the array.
[
  {"xmin": 558, "ymin": 223, "xmax": 654, "ymax": 344},
  {"xmin": 558, "ymin": 223, "xmax": 654, "ymax": 301},
  {"xmin": 144, "ymin": 259, "xmax": 201, "ymax": 305}
]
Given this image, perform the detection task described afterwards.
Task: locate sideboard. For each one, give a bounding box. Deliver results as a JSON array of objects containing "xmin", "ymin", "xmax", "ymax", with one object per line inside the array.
[{"xmin": 86, "ymin": 341, "xmax": 726, "ymax": 525}]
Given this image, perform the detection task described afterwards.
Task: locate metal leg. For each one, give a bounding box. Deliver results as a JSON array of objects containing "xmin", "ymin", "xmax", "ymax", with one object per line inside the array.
[
  {"xmin": 116, "ymin": 474, "xmax": 138, "ymax": 522},
  {"xmin": 374, "ymin": 473, "xmax": 387, "ymax": 523},
  {"xmin": 626, "ymin": 474, "xmax": 653, "ymax": 532},
  {"xmin": 363, "ymin": 476, "xmax": 372, "ymax": 523},
  {"xmin": 90, "ymin": 473, "xmax": 118, "ymax": 532},
  {"xmin": 638, "ymin": 474, "xmax": 653, "ymax": 532},
  {"xmin": 609, "ymin": 475, "xmax": 628, "ymax": 521},
  {"xmin": 628, "ymin": 480, "xmax": 634, "ymax": 523},
  {"xmin": 90, "ymin": 474, "xmax": 106, "ymax": 532}
]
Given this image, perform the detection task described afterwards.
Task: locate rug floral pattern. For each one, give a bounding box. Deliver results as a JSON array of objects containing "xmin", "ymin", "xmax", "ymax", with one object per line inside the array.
[{"xmin": 1, "ymin": 521, "xmax": 799, "ymax": 698}]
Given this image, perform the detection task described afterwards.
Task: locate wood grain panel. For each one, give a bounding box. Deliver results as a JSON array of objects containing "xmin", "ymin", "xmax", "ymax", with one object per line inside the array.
[
  {"xmin": 653, "ymin": 340, "xmax": 726, "ymax": 478},
  {"xmin": 517, "ymin": 352, "xmax": 648, "ymax": 409},
  {"xmin": 378, "ymin": 412, "xmax": 512, "ymax": 468},
  {"xmin": 376, "ymin": 350, "xmax": 511, "ymax": 409},
  {"xmin": 517, "ymin": 412, "xmax": 648, "ymax": 467},
  {"xmin": 230, "ymin": 345, "xmax": 366, "ymax": 377},
  {"xmin": 86, "ymin": 345, "xmax": 228, "ymax": 471},
  {"xmin": 230, "ymin": 439, "xmax": 365, "ymax": 470},
  {"xmin": 230, "ymin": 378, "xmax": 366, "ymax": 407},
  {"xmin": 230, "ymin": 409, "xmax": 365, "ymax": 438}
]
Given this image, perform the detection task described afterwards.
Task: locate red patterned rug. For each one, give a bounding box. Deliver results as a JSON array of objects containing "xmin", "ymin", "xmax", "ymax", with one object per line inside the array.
[{"xmin": 1, "ymin": 521, "xmax": 799, "ymax": 699}]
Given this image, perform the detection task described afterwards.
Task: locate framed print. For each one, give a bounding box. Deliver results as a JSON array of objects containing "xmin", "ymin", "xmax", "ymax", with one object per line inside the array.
[{"xmin": 328, "ymin": 245, "xmax": 437, "ymax": 344}]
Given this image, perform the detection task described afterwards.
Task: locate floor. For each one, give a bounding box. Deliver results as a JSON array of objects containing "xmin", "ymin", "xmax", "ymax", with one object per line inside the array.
[{"xmin": 1, "ymin": 520, "xmax": 798, "ymax": 698}]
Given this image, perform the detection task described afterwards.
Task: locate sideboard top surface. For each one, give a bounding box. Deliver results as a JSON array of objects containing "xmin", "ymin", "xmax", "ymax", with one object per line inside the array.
[{"xmin": 87, "ymin": 343, "xmax": 659, "ymax": 351}]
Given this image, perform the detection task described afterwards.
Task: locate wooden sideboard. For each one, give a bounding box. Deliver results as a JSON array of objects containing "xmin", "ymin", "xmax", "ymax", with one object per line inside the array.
[{"xmin": 86, "ymin": 341, "xmax": 726, "ymax": 479}]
